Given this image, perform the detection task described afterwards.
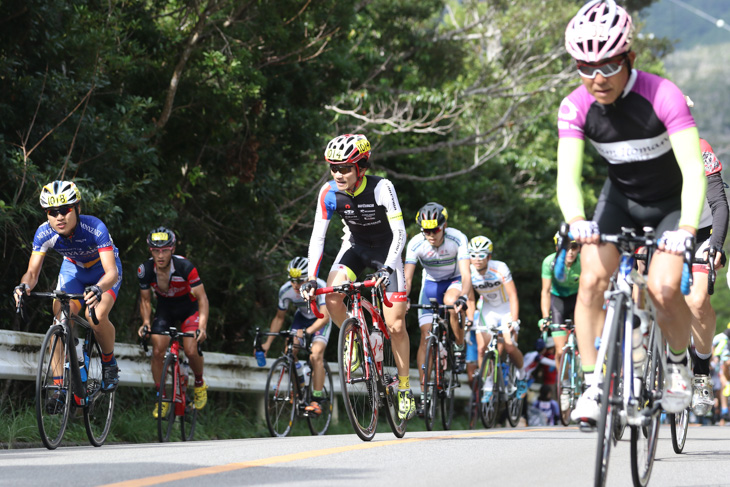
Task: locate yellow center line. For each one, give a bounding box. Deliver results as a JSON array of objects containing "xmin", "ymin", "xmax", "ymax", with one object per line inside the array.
[{"xmin": 101, "ymin": 428, "xmax": 562, "ymax": 487}]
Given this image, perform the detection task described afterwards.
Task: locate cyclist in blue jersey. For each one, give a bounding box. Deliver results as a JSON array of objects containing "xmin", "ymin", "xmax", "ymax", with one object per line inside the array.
[
  {"xmin": 404, "ymin": 202, "xmax": 471, "ymax": 414},
  {"xmin": 264, "ymin": 257, "xmax": 331, "ymax": 415},
  {"xmin": 300, "ymin": 133, "xmax": 415, "ymax": 420},
  {"xmin": 14, "ymin": 181, "xmax": 122, "ymax": 402},
  {"xmin": 558, "ymin": 0, "xmax": 707, "ymax": 425}
]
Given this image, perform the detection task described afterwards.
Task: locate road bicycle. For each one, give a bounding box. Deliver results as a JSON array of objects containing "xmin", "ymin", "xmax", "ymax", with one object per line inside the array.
[
  {"xmin": 312, "ymin": 277, "xmax": 407, "ymax": 441},
  {"xmin": 17, "ymin": 290, "xmax": 114, "ymax": 450},
  {"xmin": 253, "ymin": 328, "xmax": 334, "ymax": 437},
  {"xmin": 553, "ymin": 319, "xmax": 583, "ymax": 426},
  {"xmin": 556, "ymin": 225, "xmax": 693, "ymax": 487},
  {"xmin": 410, "ymin": 298, "xmax": 463, "ymax": 431},
  {"xmin": 142, "ymin": 326, "xmax": 202, "ymax": 442},
  {"xmin": 477, "ymin": 324, "xmax": 524, "ymax": 429}
]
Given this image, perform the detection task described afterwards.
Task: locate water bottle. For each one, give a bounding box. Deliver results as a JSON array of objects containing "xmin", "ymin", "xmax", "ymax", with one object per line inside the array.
[
  {"xmin": 369, "ymin": 331, "xmax": 384, "ymax": 363},
  {"xmin": 295, "ymin": 362, "xmax": 306, "ymax": 390},
  {"xmin": 255, "ymin": 347, "xmax": 266, "ymax": 367},
  {"xmin": 302, "ymin": 363, "xmax": 312, "ymax": 386},
  {"xmin": 75, "ymin": 339, "xmax": 87, "ymax": 383}
]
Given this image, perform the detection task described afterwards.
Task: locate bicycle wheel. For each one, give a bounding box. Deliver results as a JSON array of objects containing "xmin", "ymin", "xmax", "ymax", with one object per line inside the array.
[
  {"xmin": 83, "ymin": 329, "xmax": 115, "ymax": 446},
  {"xmin": 441, "ymin": 341, "xmax": 457, "ymax": 431},
  {"xmin": 669, "ymin": 408, "xmax": 689, "ymax": 453},
  {"xmin": 480, "ymin": 352, "xmax": 498, "ymax": 429},
  {"xmin": 630, "ymin": 335, "xmax": 663, "ymax": 486},
  {"xmin": 423, "ymin": 337, "xmax": 439, "ymax": 431},
  {"xmin": 594, "ymin": 295, "xmax": 624, "ymax": 487},
  {"xmin": 380, "ymin": 325, "xmax": 407, "ymax": 438},
  {"xmin": 506, "ymin": 362, "xmax": 523, "ymax": 427},
  {"xmin": 35, "ymin": 323, "xmax": 72, "ymax": 450},
  {"xmin": 158, "ymin": 354, "xmax": 178, "ymax": 442},
  {"xmin": 181, "ymin": 378, "xmax": 197, "ymax": 441},
  {"xmin": 264, "ymin": 356, "xmax": 296, "ymax": 437},
  {"xmin": 468, "ymin": 372, "xmax": 482, "ymax": 429},
  {"xmin": 338, "ymin": 318, "xmax": 378, "ymax": 441},
  {"xmin": 558, "ymin": 348, "xmax": 574, "ymax": 426},
  {"xmin": 307, "ymin": 361, "xmax": 334, "ymax": 436}
]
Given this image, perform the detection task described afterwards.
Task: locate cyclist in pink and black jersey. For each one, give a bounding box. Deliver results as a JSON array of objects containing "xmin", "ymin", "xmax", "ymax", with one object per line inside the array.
[
  {"xmin": 14, "ymin": 181, "xmax": 122, "ymax": 399},
  {"xmin": 557, "ymin": 0, "xmax": 706, "ymax": 425},
  {"xmin": 300, "ymin": 133, "xmax": 415, "ymax": 420}
]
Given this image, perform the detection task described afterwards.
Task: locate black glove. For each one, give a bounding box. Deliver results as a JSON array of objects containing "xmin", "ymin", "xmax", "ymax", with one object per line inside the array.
[
  {"xmin": 374, "ymin": 266, "xmax": 393, "ymax": 287},
  {"xmin": 14, "ymin": 283, "xmax": 29, "ymax": 297},
  {"xmin": 453, "ymin": 295, "xmax": 468, "ymax": 310},
  {"xmin": 85, "ymin": 285, "xmax": 103, "ymax": 304},
  {"xmin": 300, "ymin": 279, "xmax": 318, "ymax": 298}
]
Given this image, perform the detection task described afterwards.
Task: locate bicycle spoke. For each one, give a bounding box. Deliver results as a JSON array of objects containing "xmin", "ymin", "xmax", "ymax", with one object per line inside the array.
[
  {"xmin": 36, "ymin": 323, "xmax": 71, "ymax": 450},
  {"xmin": 265, "ymin": 357, "xmax": 296, "ymax": 437},
  {"xmin": 338, "ymin": 318, "xmax": 377, "ymax": 441},
  {"xmin": 83, "ymin": 328, "xmax": 115, "ymax": 446}
]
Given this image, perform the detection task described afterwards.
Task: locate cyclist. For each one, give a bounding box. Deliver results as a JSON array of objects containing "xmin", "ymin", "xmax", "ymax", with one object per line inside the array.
[
  {"xmin": 136, "ymin": 227, "xmax": 209, "ymax": 418},
  {"xmin": 300, "ymin": 133, "xmax": 415, "ymax": 420},
  {"xmin": 466, "ymin": 235, "xmax": 527, "ymax": 402},
  {"xmin": 263, "ymin": 257, "xmax": 331, "ymax": 415},
  {"xmin": 558, "ymin": 0, "xmax": 707, "ymax": 424},
  {"xmin": 539, "ymin": 232, "xmax": 581, "ymax": 374},
  {"xmin": 14, "ymin": 180, "xmax": 122, "ymax": 407},
  {"xmin": 405, "ymin": 202, "xmax": 471, "ymax": 413},
  {"xmin": 713, "ymin": 325, "xmax": 730, "ymax": 422}
]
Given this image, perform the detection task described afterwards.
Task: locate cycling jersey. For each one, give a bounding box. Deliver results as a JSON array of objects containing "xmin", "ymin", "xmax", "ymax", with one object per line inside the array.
[
  {"xmin": 33, "ymin": 214, "xmax": 118, "ymax": 266},
  {"xmin": 557, "ymin": 69, "xmax": 705, "ymax": 229},
  {"xmin": 137, "ymin": 255, "xmax": 202, "ymax": 304},
  {"xmin": 541, "ymin": 253, "xmax": 580, "ymax": 297},
  {"xmin": 471, "ymin": 261, "xmax": 513, "ymax": 307},
  {"xmin": 405, "ymin": 227, "xmax": 469, "ymax": 282},
  {"xmin": 277, "ymin": 278, "xmax": 327, "ymax": 321},
  {"xmin": 308, "ymin": 175, "xmax": 406, "ymax": 278}
]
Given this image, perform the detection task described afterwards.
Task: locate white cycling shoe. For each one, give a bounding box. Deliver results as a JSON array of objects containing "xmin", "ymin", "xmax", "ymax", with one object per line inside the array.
[
  {"xmin": 570, "ymin": 384, "xmax": 601, "ymax": 427},
  {"xmin": 663, "ymin": 363, "xmax": 693, "ymax": 414},
  {"xmin": 691, "ymin": 374, "xmax": 714, "ymax": 417}
]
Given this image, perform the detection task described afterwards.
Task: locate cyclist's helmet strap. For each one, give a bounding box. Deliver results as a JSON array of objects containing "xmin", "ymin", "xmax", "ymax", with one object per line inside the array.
[
  {"xmin": 416, "ymin": 202, "xmax": 447, "ymax": 230},
  {"xmin": 147, "ymin": 226, "xmax": 176, "ymax": 248}
]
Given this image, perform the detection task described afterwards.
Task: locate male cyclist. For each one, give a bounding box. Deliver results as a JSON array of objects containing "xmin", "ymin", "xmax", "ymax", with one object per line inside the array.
[
  {"xmin": 263, "ymin": 257, "xmax": 331, "ymax": 415},
  {"xmin": 539, "ymin": 233, "xmax": 581, "ymax": 375},
  {"xmin": 300, "ymin": 134, "xmax": 414, "ymax": 420},
  {"xmin": 14, "ymin": 180, "xmax": 122, "ymax": 408},
  {"xmin": 136, "ymin": 227, "xmax": 209, "ymax": 417},
  {"xmin": 466, "ymin": 236, "xmax": 526, "ymax": 403},
  {"xmin": 558, "ymin": 0, "xmax": 707, "ymax": 424}
]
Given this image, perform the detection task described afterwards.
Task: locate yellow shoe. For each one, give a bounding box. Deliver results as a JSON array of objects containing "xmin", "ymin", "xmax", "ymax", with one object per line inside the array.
[
  {"xmin": 153, "ymin": 401, "xmax": 170, "ymax": 419},
  {"xmin": 194, "ymin": 382, "xmax": 209, "ymax": 410}
]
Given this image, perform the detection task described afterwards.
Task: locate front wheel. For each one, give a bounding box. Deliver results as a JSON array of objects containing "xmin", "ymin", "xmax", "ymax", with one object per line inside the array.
[
  {"xmin": 423, "ymin": 337, "xmax": 439, "ymax": 431},
  {"xmin": 36, "ymin": 323, "xmax": 72, "ymax": 450},
  {"xmin": 158, "ymin": 354, "xmax": 178, "ymax": 442},
  {"xmin": 338, "ymin": 318, "xmax": 377, "ymax": 441},
  {"xmin": 264, "ymin": 357, "xmax": 296, "ymax": 437},
  {"xmin": 558, "ymin": 347, "xmax": 575, "ymax": 426},
  {"xmin": 480, "ymin": 353, "xmax": 498, "ymax": 429},
  {"xmin": 83, "ymin": 330, "xmax": 115, "ymax": 446},
  {"xmin": 441, "ymin": 344, "xmax": 457, "ymax": 430},
  {"xmin": 307, "ymin": 361, "xmax": 334, "ymax": 436},
  {"xmin": 380, "ymin": 326, "xmax": 406, "ymax": 438}
]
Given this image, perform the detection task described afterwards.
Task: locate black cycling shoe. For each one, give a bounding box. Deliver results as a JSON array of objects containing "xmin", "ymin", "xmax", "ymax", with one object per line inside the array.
[
  {"xmin": 45, "ymin": 391, "xmax": 66, "ymax": 415},
  {"xmin": 101, "ymin": 363, "xmax": 119, "ymax": 393}
]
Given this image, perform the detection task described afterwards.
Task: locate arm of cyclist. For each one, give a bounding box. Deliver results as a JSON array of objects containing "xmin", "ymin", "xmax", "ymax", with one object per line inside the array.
[
  {"xmin": 707, "ymin": 172, "xmax": 728, "ymax": 267},
  {"xmin": 263, "ymin": 308, "xmax": 287, "ymax": 354},
  {"xmin": 190, "ymin": 283, "xmax": 209, "ymax": 343},
  {"xmin": 14, "ymin": 252, "xmax": 45, "ymax": 305},
  {"xmin": 539, "ymin": 274, "xmax": 552, "ymax": 329},
  {"xmin": 83, "ymin": 249, "xmax": 118, "ymax": 308},
  {"xmin": 378, "ymin": 180, "xmax": 407, "ymax": 272},
  {"xmin": 456, "ymin": 258, "xmax": 473, "ymax": 311},
  {"xmin": 505, "ymin": 279, "xmax": 519, "ymax": 327},
  {"xmin": 403, "ymin": 262, "xmax": 416, "ymax": 298},
  {"xmin": 556, "ymin": 137, "xmax": 601, "ymax": 245},
  {"xmin": 137, "ymin": 288, "xmax": 153, "ymax": 337}
]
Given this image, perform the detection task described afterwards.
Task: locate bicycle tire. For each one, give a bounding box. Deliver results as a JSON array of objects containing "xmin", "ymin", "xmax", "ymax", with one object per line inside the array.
[
  {"xmin": 181, "ymin": 377, "xmax": 197, "ymax": 441},
  {"xmin": 264, "ymin": 356, "xmax": 296, "ymax": 437},
  {"xmin": 83, "ymin": 328, "xmax": 115, "ymax": 446},
  {"xmin": 558, "ymin": 348, "xmax": 574, "ymax": 426},
  {"xmin": 35, "ymin": 323, "xmax": 72, "ymax": 450},
  {"xmin": 423, "ymin": 336, "xmax": 439, "ymax": 431},
  {"xmin": 338, "ymin": 318, "xmax": 377, "ymax": 441},
  {"xmin": 380, "ymin": 324, "xmax": 406, "ymax": 438},
  {"xmin": 630, "ymin": 329, "xmax": 663, "ymax": 486},
  {"xmin": 441, "ymin": 339, "xmax": 457, "ymax": 430},
  {"xmin": 158, "ymin": 353, "xmax": 178, "ymax": 442},
  {"xmin": 480, "ymin": 352, "xmax": 498, "ymax": 429},
  {"xmin": 506, "ymin": 362, "xmax": 522, "ymax": 427},
  {"xmin": 594, "ymin": 294, "xmax": 624, "ymax": 487},
  {"xmin": 669, "ymin": 408, "xmax": 690, "ymax": 453},
  {"xmin": 468, "ymin": 372, "xmax": 482, "ymax": 429},
  {"xmin": 307, "ymin": 361, "xmax": 334, "ymax": 436}
]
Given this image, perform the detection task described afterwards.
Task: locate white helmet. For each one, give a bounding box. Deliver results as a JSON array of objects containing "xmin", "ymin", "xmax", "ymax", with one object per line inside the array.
[
  {"xmin": 39, "ymin": 180, "xmax": 81, "ymax": 209},
  {"xmin": 287, "ymin": 257, "xmax": 308, "ymax": 280},
  {"xmin": 565, "ymin": 0, "xmax": 634, "ymax": 63},
  {"xmin": 468, "ymin": 236, "xmax": 493, "ymax": 254}
]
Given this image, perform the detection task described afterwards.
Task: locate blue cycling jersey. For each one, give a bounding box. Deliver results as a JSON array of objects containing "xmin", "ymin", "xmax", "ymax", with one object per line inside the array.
[{"xmin": 32, "ymin": 214, "xmax": 119, "ymax": 267}]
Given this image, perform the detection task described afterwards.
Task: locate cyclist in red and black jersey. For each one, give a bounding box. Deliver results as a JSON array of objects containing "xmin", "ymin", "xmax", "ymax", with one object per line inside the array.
[{"xmin": 136, "ymin": 227, "xmax": 210, "ymax": 418}]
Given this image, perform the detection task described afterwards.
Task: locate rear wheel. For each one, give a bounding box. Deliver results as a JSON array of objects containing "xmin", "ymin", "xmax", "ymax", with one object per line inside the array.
[
  {"xmin": 36, "ymin": 323, "xmax": 72, "ymax": 450},
  {"xmin": 307, "ymin": 361, "xmax": 334, "ymax": 436},
  {"xmin": 83, "ymin": 330, "xmax": 115, "ymax": 446},
  {"xmin": 480, "ymin": 353, "xmax": 498, "ymax": 429},
  {"xmin": 264, "ymin": 357, "xmax": 296, "ymax": 437},
  {"xmin": 558, "ymin": 347, "xmax": 575, "ymax": 426},
  {"xmin": 423, "ymin": 337, "xmax": 439, "ymax": 431},
  {"xmin": 380, "ymin": 325, "xmax": 406, "ymax": 438},
  {"xmin": 468, "ymin": 372, "xmax": 482, "ymax": 429},
  {"xmin": 158, "ymin": 354, "xmax": 177, "ymax": 442},
  {"xmin": 669, "ymin": 408, "xmax": 690, "ymax": 453},
  {"xmin": 338, "ymin": 318, "xmax": 377, "ymax": 441},
  {"xmin": 441, "ymin": 342, "xmax": 457, "ymax": 430},
  {"xmin": 181, "ymin": 377, "xmax": 197, "ymax": 441},
  {"xmin": 506, "ymin": 362, "xmax": 523, "ymax": 427}
]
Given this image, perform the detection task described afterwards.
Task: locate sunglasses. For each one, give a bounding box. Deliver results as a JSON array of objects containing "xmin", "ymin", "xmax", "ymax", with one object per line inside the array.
[
  {"xmin": 330, "ymin": 165, "xmax": 355, "ymax": 175},
  {"xmin": 576, "ymin": 56, "xmax": 626, "ymax": 79},
  {"xmin": 149, "ymin": 247, "xmax": 173, "ymax": 254},
  {"xmin": 469, "ymin": 252, "xmax": 489, "ymax": 260},
  {"xmin": 46, "ymin": 205, "xmax": 75, "ymax": 217},
  {"xmin": 568, "ymin": 243, "xmax": 580, "ymax": 251},
  {"xmin": 422, "ymin": 226, "xmax": 443, "ymax": 235}
]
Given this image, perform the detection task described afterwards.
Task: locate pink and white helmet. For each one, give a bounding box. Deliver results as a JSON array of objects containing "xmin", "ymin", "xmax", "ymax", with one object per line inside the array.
[{"xmin": 565, "ymin": 0, "xmax": 633, "ymax": 63}]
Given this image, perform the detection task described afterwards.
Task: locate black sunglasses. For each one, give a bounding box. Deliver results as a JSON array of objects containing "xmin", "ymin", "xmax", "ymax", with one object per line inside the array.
[
  {"xmin": 46, "ymin": 205, "xmax": 75, "ymax": 217},
  {"xmin": 330, "ymin": 165, "xmax": 355, "ymax": 174}
]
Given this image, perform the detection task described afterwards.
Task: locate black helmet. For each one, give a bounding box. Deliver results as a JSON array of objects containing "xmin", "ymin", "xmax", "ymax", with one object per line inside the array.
[
  {"xmin": 147, "ymin": 227, "xmax": 176, "ymax": 248},
  {"xmin": 416, "ymin": 202, "xmax": 448, "ymax": 230}
]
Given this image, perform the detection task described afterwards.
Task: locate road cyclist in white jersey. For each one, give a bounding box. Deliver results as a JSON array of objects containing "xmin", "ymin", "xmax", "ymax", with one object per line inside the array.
[
  {"xmin": 558, "ymin": 0, "xmax": 707, "ymax": 426},
  {"xmin": 404, "ymin": 202, "xmax": 471, "ymax": 415},
  {"xmin": 263, "ymin": 257, "xmax": 332, "ymax": 415},
  {"xmin": 300, "ymin": 133, "xmax": 415, "ymax": 421},
  {"xmin": 465, "ymin": 236, "xmax": 527, "ymax": 404}
]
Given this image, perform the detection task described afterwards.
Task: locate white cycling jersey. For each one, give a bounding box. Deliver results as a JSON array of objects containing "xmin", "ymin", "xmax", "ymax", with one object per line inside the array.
[
  {"xmin": 471, "ymin": 260, "xmax": 513, "ymax": 307},
  {"xmin": 405, "ymin": 227, "xmax": 469, "ymax": 282}
]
